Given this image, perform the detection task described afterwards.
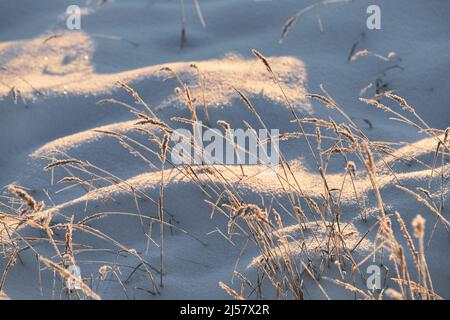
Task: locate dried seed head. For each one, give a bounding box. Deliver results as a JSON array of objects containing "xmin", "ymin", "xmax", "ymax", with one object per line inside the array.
[
  {"xmin": 364, "ymin": 142, "xmax": 377, "ymax": 175},
  {"xmin": 273, "ymin": 209, "xmax": 284, "ymax": 229},
  {"xmin": 232, "ymin": 204, "xmax": 273, "ymax": 227},
  {"xmin": 8, "ymin": 185, "xmax": 37, "ymax": 212},
  {"xmin": 359, "ymin": 98, "xmax": 390, "ymax": 112},
  {"xmin": 160, "ymin": 133, "xmax": 170, "ymax": 163},
  {"xmin": 417, "ymin": 187, "xmax": 432, "ymax": 200},
  {"xmin": 45, "ymin": 159, "xmax": 83, "ymax": 170},
  {"xmin": 183, "ymin": 84, "xmax": 197, "ymax": 121},
  {"xmin": 412, "ymin": 214, "xmax": 426, "ymax": 239},
  {"xmin": 280, "ymin": 16, "xmax": 298, "ymax": 41},
  {"xmin": 234, "ymin": 88, "xmax": 256, "ymax": 113},
  {"xmin": 171, "ymin": 116, "xmax": 195, "ymax": 124},
  {"xmin": 306, "ymin": 93, "xmax": 334, "ymax": 109},
  {"xmin": 59, "ymin": 177, "xmax": 84, "ymax": 184},
  {"xmin": 293, "ymin": 117, "xmax": 334, "ymax": 128},
  {"xmin": 217, "ymin": 120, "xmax": 231, "ymax": 130},
  {"xmin": 251, "ymin": 49, "xmax": 273, "ymax": 73},
  {"xmin": 135, "ymin": 114, "xmax": 172, "ymax": 133},
  {"xmin": 219, "ymin": 282, "xmax": 245, "ymax": 300},
  {"xmin": 384, "ymin": 93, "xmax": 415, "ymax": 114},
  {"xmin": 322, "ymin": 146, "xmax": 353, "ymax": 156}
]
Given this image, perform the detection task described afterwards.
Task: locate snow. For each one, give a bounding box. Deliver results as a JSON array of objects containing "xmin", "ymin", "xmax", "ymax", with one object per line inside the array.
[{"xmin": 0, "ymin": 0, "xmax": 449, "ymax": 299}]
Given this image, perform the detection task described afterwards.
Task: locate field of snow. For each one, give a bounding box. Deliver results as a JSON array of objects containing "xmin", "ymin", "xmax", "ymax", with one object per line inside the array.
[{"xmin": 0, "ymin": 0, "xmax": 449, "ymax": 300}]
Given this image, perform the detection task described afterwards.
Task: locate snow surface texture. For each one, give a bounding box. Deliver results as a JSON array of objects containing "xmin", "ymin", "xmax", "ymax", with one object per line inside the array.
[{"xmin": 0, "ymin": 0, "xmax": 449, "ymax": 300}]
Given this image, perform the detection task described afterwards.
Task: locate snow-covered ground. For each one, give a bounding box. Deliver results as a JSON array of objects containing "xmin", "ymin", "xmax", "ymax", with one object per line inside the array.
[{"xmin": 0, "ymin": 0, "xmax": 449, "ymax": 299}]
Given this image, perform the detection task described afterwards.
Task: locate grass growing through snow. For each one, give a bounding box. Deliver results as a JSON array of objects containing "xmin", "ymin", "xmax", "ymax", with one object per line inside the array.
[{"xmin": 0, "ymin": 46, "xmax": 448, "ymax": 299}]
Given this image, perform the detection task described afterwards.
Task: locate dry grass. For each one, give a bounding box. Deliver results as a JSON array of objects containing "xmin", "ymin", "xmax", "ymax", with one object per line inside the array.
[{"xmin": 0, "ymin": 46, "xmax": 448, "ymax": 300}]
